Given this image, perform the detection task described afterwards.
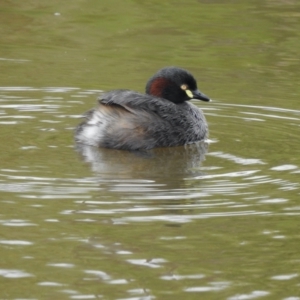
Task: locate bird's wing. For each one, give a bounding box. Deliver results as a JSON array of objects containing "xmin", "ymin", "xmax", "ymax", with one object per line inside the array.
[{"xmin": 98, "ymin": 89, "xmax": 175, "ymax": 116}]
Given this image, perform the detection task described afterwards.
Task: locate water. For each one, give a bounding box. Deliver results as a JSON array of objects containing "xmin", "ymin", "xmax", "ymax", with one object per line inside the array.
[{"xmin": 1, "ymin": 1, "xmax": 300, "ymax": 299}]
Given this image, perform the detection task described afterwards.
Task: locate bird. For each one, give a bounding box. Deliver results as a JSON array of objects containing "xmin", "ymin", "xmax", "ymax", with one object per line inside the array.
[{"xmin": 75, "ymin": 67, "xmax": 210, "ymax": 151}]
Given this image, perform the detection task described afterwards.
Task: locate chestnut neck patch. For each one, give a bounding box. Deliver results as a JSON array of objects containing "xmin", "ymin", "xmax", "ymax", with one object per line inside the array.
[{"xmin": 149, "ymin": 77, "xmax": 170, "ymax": 98}]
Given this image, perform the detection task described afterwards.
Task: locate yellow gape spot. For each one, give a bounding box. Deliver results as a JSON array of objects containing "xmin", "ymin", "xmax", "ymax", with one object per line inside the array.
[
  {"xmin": 180, "ymin": 84, "xmax": 193, "ymax": 99},
  {"xmin": 185, "ymin": 89, "xmax": 193, "ymax": 98}
]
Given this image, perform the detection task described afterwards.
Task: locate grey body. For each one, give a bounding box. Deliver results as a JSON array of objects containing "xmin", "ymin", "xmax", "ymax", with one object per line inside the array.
[{"xmin": 75, "ymin": 89, "xmax": 208, "ymax": 150}]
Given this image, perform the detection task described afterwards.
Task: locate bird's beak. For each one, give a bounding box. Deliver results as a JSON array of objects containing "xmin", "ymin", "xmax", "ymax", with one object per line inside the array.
[{"xmin": 191, "ymin": 89, "xmax": 211, "ymax": 102}]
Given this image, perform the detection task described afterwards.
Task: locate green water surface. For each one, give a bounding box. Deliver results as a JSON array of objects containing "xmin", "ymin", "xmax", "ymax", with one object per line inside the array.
[{"xmin": 1, "ymin": 1, "xmax": 300, "ymax": 299}]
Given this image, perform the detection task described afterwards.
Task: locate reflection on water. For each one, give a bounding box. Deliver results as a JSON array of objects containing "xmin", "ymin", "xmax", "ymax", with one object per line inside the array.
[{"xmin": 76, "ymin": 141, "xmax": 208, "ymax": 179}]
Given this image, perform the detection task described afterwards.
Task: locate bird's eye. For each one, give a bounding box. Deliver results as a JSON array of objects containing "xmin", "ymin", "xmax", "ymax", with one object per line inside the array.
[{"xmin": 180, "ymin": 84, "xmax": 188, "ymax": 90}]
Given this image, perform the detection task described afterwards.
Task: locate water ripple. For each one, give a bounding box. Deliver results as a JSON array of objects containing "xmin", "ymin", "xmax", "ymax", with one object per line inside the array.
[{"xmin": 0, "ymin": 269, "xmax": 33, "ymax": 278}]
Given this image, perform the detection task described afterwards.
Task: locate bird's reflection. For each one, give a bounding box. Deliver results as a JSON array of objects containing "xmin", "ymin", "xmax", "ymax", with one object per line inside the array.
[{"xmin": 76, "ymin": 142, "xmax": 208, "ymax": 184}]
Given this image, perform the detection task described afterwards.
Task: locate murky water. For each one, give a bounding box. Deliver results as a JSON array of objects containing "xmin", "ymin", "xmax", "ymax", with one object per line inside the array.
[{"xmin": 1, "ymin": 1, "xmax": 300, "ymax": 299}]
